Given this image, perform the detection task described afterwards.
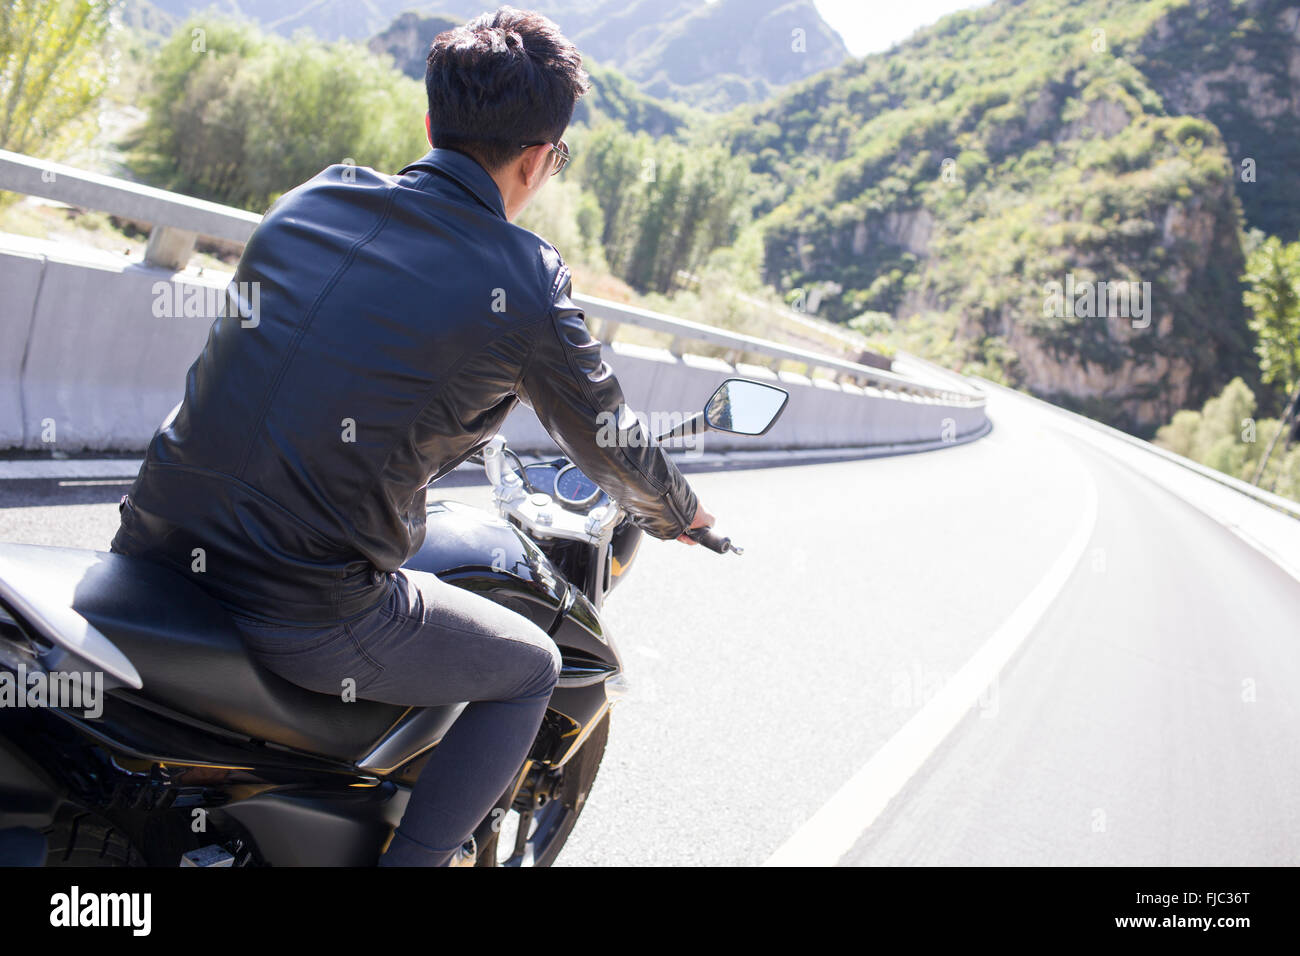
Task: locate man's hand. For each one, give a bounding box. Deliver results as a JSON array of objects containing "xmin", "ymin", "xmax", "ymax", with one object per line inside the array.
[{"xmin": 677, "ymin": 501, "xmax": 716, "ymax": 545}]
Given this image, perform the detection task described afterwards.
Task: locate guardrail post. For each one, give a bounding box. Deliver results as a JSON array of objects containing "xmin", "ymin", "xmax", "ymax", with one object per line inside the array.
[{"xmin": 144, "ymin": 225, "xmax": 197, "ymax": 271}]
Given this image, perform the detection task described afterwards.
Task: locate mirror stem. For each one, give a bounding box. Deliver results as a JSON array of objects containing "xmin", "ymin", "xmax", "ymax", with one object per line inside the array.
[{"xmin": 654, "ymin": 411, "xmax": 708, "ymax": 443}]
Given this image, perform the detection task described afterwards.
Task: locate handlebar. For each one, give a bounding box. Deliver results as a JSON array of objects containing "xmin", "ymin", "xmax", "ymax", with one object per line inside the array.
[
  {"xmin": 483, "ymin": 433, "xmax": 736, "ymax": 553},
  {"xmin": 686, "ymin": 526, "xmax": 744, "ymax": 555}
]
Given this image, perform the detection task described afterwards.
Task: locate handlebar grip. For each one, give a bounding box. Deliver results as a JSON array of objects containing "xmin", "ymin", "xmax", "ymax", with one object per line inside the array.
[{"xmin": 686, "ymin": 526, "xmax": 740, "ymax": 555}]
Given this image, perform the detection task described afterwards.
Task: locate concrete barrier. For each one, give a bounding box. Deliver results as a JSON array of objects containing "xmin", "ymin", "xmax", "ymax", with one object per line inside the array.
[
  {"xmin": 0, "ymin": 150, "xmax": 987, "ymax": 455},
  {"xmin": 0, "ymin": 245, "xmax": 42, "ymax": 447},
  {"xmin": 1, "ymin": 233, "xmax": 229, "ymax": 450},
  {"xmin": 0, "ymin": 231, "xmax": 986, "ymax": 454},
  {"xmin": 494, "ymin": 341, "xmax": 985, "ymax": 456}
]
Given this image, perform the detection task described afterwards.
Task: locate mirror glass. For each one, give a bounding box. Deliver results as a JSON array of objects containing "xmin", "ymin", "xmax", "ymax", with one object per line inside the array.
[{"xmin": 703, "ymin": 379, "xmax": 789, "ymax": 435}]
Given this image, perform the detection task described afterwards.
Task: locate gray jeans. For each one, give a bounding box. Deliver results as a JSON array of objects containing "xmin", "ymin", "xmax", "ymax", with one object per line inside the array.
[{"xmin": 230, "ymin": 567, "xmax": 561, "ymax": 866}]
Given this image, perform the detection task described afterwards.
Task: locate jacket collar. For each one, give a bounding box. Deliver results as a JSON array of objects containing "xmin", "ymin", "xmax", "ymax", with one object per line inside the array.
[{"xmin": 398, "ymin": 148, "xmax": 507, "ymax": 220}]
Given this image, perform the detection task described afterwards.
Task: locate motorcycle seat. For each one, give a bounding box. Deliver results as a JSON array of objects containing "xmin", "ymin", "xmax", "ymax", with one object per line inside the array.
[{"xmin": 0, "ymin": 543, "xmax": 410, "ymax": 763}]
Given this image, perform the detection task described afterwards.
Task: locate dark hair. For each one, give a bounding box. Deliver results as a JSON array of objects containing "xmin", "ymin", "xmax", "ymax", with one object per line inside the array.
[{"xmin": 425, "ymin": 6, "xmax": 590, "ymax": 171}]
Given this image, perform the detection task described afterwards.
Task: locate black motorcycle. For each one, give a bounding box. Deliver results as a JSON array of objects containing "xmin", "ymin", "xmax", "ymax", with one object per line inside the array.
[{"xmin": 0, "ymin": 378, "xmax": 787, "ymax": 867}]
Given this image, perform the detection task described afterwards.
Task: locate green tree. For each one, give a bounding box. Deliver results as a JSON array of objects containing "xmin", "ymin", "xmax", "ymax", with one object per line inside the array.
[
  {"xmin": 1154, "ymin": 408, "xmax": 1202, "ymax": 459},
  {"xmin": 516, "ymin": 178, "xmax": 607, "ymax": 272},
  {"xmin": 1154, "ymin": 376, "xmax": 1300, "ymax": 501},
  {"xmin": 1241, "ymin": 236, "xmax": 1300, "ymax": 483},
  {"xmin": 574, "ymin": 123, "xmax": 753, "ymax": 294},
  {"xmin": 1243, "ymin": 236, "xmax": 1300, "ymax": 397},
  {"xmin": 133, "ymin": 19, "xmax": 427, "ymax": 212},
  {"xmin": 0, "ymin": 0, "xmax": 115, "ymax": 156}
]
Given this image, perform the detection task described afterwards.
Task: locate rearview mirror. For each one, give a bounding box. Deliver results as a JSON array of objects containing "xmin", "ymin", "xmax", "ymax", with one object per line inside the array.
[{"xmin": 703, "ymin": 379, "xmax": 789, "ymax": 436}]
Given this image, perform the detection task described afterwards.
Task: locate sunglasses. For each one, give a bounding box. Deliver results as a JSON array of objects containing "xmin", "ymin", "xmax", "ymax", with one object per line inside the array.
[{"xmin": 520, "ymin": 139, "xmax": 570, "ymax": 176}]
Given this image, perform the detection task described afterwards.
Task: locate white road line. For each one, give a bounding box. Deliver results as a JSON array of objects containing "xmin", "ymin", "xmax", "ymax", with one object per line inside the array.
[
  {"xmin": 987, "ymin": 381, "xmax": 1300, "ymax": 586},
  {"xmin": 763, "ymin": 446, "xmax": 1100, "ymax": 867},
  {"xmin": 0, "ymin": 460, "xmax": 143, "ymax": 480}
]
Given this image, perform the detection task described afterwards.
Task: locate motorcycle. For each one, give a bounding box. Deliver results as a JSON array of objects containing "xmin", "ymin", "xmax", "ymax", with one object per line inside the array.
[{"xmin": 0, "ymin": 378, "xmax": 788, "ymax": 866}]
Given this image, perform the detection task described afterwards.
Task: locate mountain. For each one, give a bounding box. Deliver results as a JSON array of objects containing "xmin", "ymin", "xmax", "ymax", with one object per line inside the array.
[
  {"xmin": 1133, "ymin": 0, "xmax": 1300, "ymax": 237},
  {"xmin": 366, "ymin": 11, "xmax": 462, "ymax": 80},
  {"xmin": 124, "ymin": 0, "xmax": 410, "ymax": 42},
  {"xmin": 126, "ymin": 0, "xmax": 850, "ymax": 110},
  {"xmin": 715, "ymin": 0, "xmax": 1300, "ymax": 432},
  {"xmin": 553, "ymin": 0, "xmax": 851, "ymax": 110},
  {"xmin": 367, "ymin": 12, "xmax": 690, "ymax": 138}
]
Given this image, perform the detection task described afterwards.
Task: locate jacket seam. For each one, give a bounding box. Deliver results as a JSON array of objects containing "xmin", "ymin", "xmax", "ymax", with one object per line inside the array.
[
  {"xmin": 131, "ymin": 460, "xmax": 344, "ymax": 552},
  {"xmin": 398, "ymin": 158, "xmax": 505, "ymax": 220},
  {"xmin": 516, "ymin": 316, "xmax": 545, "ymax": 394},
  {"xmin": 511, "ymin": 257, "xmax": 561, "ymax": 393},
  {"xmin": 543, "ymin": 266, "xmax": 671, "ymax": 497},
  {"xmin": 234, "ymin": 186, "xmax": 400, "ymax": 480},
  {"xmin": 339, "ymin": 321, "xmax": 538, "ymax": 547}
]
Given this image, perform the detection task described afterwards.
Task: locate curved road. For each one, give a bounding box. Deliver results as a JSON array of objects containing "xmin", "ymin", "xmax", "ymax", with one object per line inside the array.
[{"xmin": 1, "ymin": 382, "xmax": 1298, "ymax": 866}]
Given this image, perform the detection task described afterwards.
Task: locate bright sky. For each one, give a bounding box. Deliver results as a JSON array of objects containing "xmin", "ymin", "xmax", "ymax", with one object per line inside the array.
[{"xmin": 813, "ymin": 0, "xmax": 994, "ymax": 57}]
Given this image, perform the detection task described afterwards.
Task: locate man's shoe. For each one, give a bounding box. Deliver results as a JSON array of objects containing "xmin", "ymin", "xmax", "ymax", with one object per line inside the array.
[{"xmin": 448, "ymin": 835, "xmax": 477, "ymax": 867}]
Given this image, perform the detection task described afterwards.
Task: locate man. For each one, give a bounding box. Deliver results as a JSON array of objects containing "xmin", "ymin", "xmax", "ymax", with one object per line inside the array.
[{"xmin": 110, "ymin": 6, "xmax": 711, "ymax": 866}]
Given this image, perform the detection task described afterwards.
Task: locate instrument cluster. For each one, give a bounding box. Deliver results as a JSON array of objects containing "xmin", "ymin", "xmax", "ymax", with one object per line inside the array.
[{"xmin": 515, "ymin": 457, "xmax": 607, "ymax": 511}]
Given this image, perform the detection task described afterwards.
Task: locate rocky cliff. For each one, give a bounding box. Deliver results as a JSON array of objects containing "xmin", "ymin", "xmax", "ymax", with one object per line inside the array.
[{"xmin": 716, "ymin": 0, "xmax": 1295, "ymax": 432}]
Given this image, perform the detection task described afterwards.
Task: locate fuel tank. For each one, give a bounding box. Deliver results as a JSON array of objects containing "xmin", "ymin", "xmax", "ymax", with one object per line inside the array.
[
  {"xmin": 401, "ymin": 501, "xmax": 619, "ymax": 764},
  {"xmin": 406, "ymin": 501, "xmax": 566, "ymax": 632},
  {"xmin": 404, "ymin": 501, "xmax": 614, "ymax": 665}
]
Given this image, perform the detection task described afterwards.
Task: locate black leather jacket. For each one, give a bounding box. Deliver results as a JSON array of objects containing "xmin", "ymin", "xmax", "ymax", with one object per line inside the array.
[{"xmin": 111, "ymin": 148, "xmax": 699, "ymax": 624}]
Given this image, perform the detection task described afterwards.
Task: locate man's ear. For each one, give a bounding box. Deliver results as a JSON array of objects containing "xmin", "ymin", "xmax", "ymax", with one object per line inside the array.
[
  {"xmin": 425, "ymin": 112, "xmax": 433, "ymax": 147},
  {"xmin": 521, "ymin": 144, "xmax": 551, "ymax": 188}
]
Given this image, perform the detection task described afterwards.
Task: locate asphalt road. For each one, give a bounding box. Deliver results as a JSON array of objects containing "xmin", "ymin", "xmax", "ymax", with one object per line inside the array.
[{"xmin": 2, "ymin": 384, "xmax": 1298, "ymax": 866}]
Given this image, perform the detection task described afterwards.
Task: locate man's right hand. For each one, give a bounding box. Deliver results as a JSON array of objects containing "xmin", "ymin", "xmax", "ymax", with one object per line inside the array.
[{"xmin": 677, "ymin": 501, "xmax": 716, "ymax": 545}]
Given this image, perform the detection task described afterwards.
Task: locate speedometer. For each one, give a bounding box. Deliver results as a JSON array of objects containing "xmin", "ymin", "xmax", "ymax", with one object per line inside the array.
[{"xmin": 554, "ymin": 464, "xmax": 602, "ymax": 508}]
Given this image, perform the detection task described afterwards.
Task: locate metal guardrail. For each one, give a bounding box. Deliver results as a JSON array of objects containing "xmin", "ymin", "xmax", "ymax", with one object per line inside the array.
[
  {"xmin": 0, "ymin": 149, "xmax": 259, "ymax": 269},
  {"xmin": 0, "ymin": 149, "xmax": 983, "ymax": 405},
  {"xmin": 979, "ymin": 377, "xmax": 1300, "ymax": 521},
  {"xmin": 573, "ymin": 293, "xmax": 981, "ymax": 404}
]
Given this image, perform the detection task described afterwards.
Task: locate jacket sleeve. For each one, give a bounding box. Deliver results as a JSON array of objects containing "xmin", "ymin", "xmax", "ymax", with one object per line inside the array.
[{"xmin": 516, "ymin": 268, "xmax": 699, "ymax": 540}]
